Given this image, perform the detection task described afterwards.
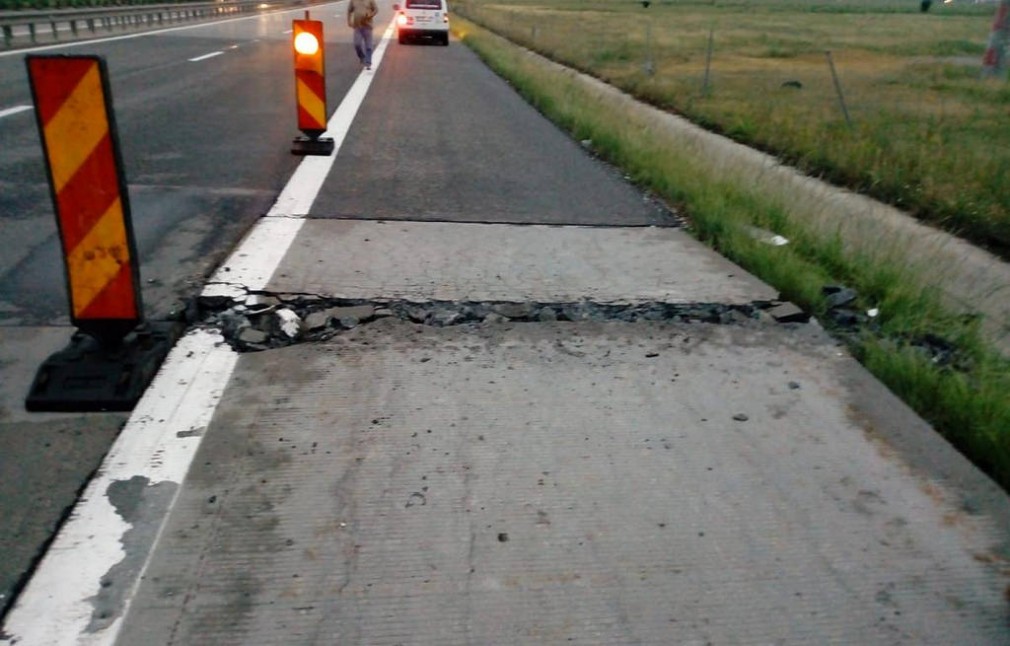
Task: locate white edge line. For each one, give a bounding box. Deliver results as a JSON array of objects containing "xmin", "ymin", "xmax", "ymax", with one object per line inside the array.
[
  {"xmin": 202, "ymin": 18, "xmax": 397, "ymax": 301},
  {"xmin": 188, "ymin": 50, "xmax": 224, "ymax": 62},
  {"xmin": 0, "ymin": 16, "xmax": 396, "ymax": 646},
  {"xmin": 0, "ymin": 105, "xmax": 32, "ymax": 119},
  {"xmin": 0, "ymin": 330, "xmax": 238, "ymax": 646},
  {"xmin": 0, "ymin": 0, "xmax": 345, "ymax": 58}
]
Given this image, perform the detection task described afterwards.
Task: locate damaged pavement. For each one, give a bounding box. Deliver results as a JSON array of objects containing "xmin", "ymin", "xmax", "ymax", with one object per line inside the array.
[
  {"xmin": 198, "ymin": 286, "xmax": 972, "ymax": 374},
  {"xmin": 7, "ymin": 207, "xmax": 1006, "ymax": 646},
  {"xmin": 89, "ymin": 215, "xmax": 1005, "ymax": 644},
  {"xmin": 199, "ymin": 292, "xmax": 776, "ymax": 353}
]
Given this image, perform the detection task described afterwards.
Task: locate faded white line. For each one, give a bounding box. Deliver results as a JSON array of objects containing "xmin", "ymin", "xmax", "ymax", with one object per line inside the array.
[
  {"xmin": 203, "ymin": 19, "xmax": 396, "ymax": 300},
  {"xmin": 0, "ymin": 17, "xmax": 395, "ymax": 646},
  {"xmin": 0, "ymin": 0, "xmax": 345, "ymax": 58},
  {"xmin": 188, "ymin": 50, "xmax": 224, "ymax": 62},
  {"xmin": 0, "ymin": 330, "xmax": 238, "ymax": 646},
  {"xmin": 0, "ymin": 105, "xmax": 32, "ymax": 119}
]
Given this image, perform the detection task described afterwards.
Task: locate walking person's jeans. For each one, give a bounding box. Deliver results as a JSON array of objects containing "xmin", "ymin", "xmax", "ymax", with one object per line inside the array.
[{"xmin": 354, "ymin": 27, "xmax": 374, "ymax": 66}]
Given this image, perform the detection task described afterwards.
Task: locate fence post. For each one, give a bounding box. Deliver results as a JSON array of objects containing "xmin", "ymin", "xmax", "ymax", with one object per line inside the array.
[
  {"xmin": 825, "ymin": 50, "xmax": 852, "ymax": 126},
  {"xmin": 702, "ymin": 26, "xmax": 714, "ymax": 96},
  {"xmin": 643, "ymin": 21, "xmax": 654, "ymax": 75}
]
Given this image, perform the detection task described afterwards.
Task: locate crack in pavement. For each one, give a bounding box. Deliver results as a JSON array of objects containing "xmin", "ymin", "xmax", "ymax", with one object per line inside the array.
[
  {"xmin": 193, "ymin": 288, "xmax": 972, "ymax": 371},
  {"xmin": 196, "ymin": 292, "xmax": 780, "ymax": 353}
]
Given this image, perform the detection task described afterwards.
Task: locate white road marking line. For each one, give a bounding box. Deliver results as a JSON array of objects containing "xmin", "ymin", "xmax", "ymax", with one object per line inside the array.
[
  {"xmin": 282, "ymin": 28, "xmax": 293, "ymax": 33},
  {"xmin": 0, "ymin": 105, "xmax": 32, "ymax": 119},
  {"xmin": 228, "ymin": 44, "xmax": 240, "ymax": 49},
  {"xmin": 0, "ymin": 330, "xmax": 238, "ymax": 646},
  {"xmin": 0, "ymin": 17, "xmax": 395, "ymax": 646},
  {"xmin": 203, "ymin": 19, "xmax": 396, "ymax": 300},
  {"xmin": 0, "ymin": 0, "xmax": 345, "ymax": 58},
  {"xmin": 188, "ymin": 50, "xmax": 224, "ymax": 62}
]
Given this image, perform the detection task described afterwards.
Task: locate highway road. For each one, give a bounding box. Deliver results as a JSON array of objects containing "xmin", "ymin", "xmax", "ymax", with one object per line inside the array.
[
  {"xmin": 0, "ymin": 0, "xmax": 364, "ymax": 616},
  {"xmin": 2, "ymin": 2, "xmax": 1009, "ymax": 642},
  {"xmin": 0, "ymin": 0, "xmax": 672, "ymax": 618}
]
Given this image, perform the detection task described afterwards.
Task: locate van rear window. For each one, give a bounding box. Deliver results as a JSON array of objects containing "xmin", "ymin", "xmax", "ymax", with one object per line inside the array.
[{"xmin": 405, "ymin": 0, "xmax": 441, "ymax": 8}]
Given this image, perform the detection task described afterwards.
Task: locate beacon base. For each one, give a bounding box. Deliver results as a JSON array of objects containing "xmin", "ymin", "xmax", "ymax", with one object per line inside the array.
[
  {"xmin": 25, "ymin": 321, "xmax": 183, "ymax": 412},
  {"xmin": 291, "ymin": 136, "xmax": 334, "ymax": 156}
]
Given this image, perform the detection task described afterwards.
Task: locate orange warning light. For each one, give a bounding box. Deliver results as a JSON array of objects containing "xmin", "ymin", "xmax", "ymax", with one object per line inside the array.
[
  {"xmin": 25, "ymin": 55, "xmax": 142, "ymax": 344},
  {"xmin": 294, "ymin": 31, "xmax": 320, "ymax": 56},
  {"xmin": 292, "ymin": 19, "xmax": 326, "ymax": 135}
]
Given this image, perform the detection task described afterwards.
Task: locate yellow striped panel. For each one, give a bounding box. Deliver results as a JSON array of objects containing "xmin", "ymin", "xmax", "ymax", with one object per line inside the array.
[
  {"xmin": 296, "ymin": 77, "xmax": 326, "ymax": 127},
  {"xmin": 66, "ymin": 197, "xmax": 130, "ymax": 317},
  {"xmin": 43, "ymin": 64, "xmax": 108, "ymax": 194}
]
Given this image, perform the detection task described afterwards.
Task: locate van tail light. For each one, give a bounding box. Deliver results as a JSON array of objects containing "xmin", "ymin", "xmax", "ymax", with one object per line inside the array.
[{"xmin": 397, "ymin": 12, "xmax": 408, "ymax": 25}]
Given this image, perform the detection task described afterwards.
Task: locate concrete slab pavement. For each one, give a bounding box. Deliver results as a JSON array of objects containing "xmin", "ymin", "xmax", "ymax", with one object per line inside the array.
[
  {"xmin": 258, "ymin": 220, "xmax": 775, "ymax": 305},
  {"xmin": 108, "ymin": 318, "xmax": 1010, "ymax": 644}
]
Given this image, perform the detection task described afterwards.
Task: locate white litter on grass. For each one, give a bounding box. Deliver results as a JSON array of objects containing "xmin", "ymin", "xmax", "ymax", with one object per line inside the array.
[
  {"xmin": 868, "ymin": 308, "xmax": 880, "ymax": 318},
  {"xmin": 745, "ymin": 225, "xmax": 789, "ymax": 247}
]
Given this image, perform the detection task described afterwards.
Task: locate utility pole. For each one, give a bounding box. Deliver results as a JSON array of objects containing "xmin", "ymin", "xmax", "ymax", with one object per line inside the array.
[{"xmin": 982, "ymin": 0, "xmax": 1009, "ymax": 79}]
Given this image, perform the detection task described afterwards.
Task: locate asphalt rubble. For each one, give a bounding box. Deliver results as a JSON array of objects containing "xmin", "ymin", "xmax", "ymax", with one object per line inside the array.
[
  {"xmin": 197, "ymin": 294, "xmax": 774, "ymax": 353},
  {"xmin": 195, "ymin": 285, "xmax": 969, "ymax": 372}
]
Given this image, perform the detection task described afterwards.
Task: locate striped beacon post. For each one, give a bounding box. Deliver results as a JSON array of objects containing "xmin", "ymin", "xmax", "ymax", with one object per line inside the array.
[
  {"xmin": 24, "ymin": 55, "xmax": 178, "ymax": 412},
  {"xmin": 982, "ymin": 0, "xmax": 1010, "ymax": 79},
  {"xmin": 291, "ymin": 15, "xmax": 334, "ymax": 155},
  {"xmin": 26, "ymin": 55, "xmax": 141, "ymax": 344}
]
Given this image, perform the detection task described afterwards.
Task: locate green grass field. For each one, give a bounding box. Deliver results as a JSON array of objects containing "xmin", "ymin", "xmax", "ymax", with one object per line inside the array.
[{"xmin": 454, "ymin": 0, "xmax": 1010, "ymax": 258}]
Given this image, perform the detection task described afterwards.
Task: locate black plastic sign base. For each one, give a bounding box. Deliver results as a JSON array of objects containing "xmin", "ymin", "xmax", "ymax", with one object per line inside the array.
[
  {"xmin": 291, "ymin": 135, "xmax": 334, "ymax": 156},
  {"xmin": 25, "ymin": 321, "xmax": 183, "ymax": 412}
]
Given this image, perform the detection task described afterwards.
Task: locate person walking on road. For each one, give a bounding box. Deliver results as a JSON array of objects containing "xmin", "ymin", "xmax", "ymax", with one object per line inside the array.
[{"xmin": 348, "ymin": 0, "xmax": 379, "ymax": 70}]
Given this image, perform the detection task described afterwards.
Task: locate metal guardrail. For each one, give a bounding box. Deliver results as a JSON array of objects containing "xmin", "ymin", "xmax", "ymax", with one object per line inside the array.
[{"xmin": 0, "ymin": 0, "xmax": 306, "ymax": 48}]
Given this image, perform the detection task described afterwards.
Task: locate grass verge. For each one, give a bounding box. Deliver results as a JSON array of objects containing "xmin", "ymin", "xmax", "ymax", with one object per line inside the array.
[
  {"xmin": 452, "ymin": 0, "xmax": 1010, "ymax": 259},
  {"xmin": 451, "ymin": 15, "xmax": 1010, "ymax": 492}
]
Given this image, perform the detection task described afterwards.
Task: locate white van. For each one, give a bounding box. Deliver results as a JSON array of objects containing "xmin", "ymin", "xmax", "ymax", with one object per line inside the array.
[{"xmin": 393, "ymin": 0, "xmax": 449, "ymax": 46}]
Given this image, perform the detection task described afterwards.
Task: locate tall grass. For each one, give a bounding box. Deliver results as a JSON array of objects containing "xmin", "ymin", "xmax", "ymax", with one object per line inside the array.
[
  {"xmin": 451, "ymin": 15, "xmax": 1010, "ymax": 491},
  {"xmin": 454, "ymin": 0, "xmax": 1010, "ymax": 257}
]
